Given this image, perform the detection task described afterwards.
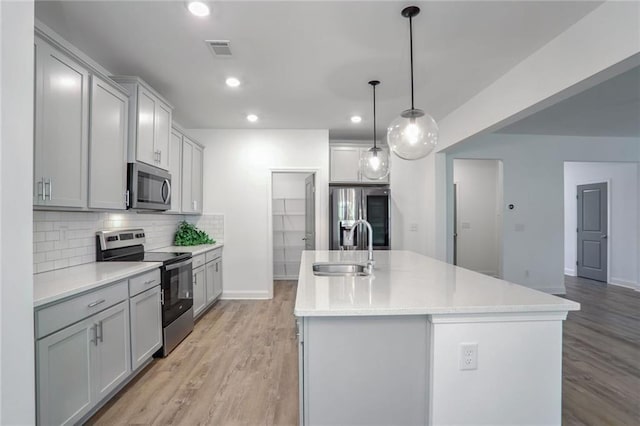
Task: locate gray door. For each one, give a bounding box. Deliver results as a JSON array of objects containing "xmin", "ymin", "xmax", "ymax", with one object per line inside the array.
[
  {"xmin": 577, "ymin": 182, "xmax": 608, "ymax": 282},
  {"xmin": 304, "ymin": 174, "xmax": 316, "ymax": 250}
]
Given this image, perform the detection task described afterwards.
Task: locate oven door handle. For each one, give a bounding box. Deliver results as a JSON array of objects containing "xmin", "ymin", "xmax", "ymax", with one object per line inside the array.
[{"xmin": 165, "ymin": 258, "xmax": 193, "ymax": 271}]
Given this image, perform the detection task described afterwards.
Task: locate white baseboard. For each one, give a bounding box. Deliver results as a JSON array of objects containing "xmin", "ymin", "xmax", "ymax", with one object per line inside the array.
[
  {"xmin": 609, "ymin": 277, "xmax": 639, "ymax": 291},
  {"xmin": 564, "ymin": 268, "xmax": 576, "ymax": 276},
  {"xmin": 220, "ymin": 290, "xmax": 271, "ymax": 300}
]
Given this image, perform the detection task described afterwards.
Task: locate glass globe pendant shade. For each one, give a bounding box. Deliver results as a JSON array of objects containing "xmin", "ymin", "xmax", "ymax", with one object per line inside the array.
[
  {"xmin": 387, "ymin": 108, "xmax": 439, "ymax": 160},
  {"xmin": 360, "ymin": 146, "xmax": 390, "ymax": 180}
]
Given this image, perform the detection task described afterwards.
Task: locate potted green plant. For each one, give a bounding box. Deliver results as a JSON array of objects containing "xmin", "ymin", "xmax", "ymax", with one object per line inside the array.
[{"xmin": 174, "ymin": 221, "xmax": 215, "ymax": 246}]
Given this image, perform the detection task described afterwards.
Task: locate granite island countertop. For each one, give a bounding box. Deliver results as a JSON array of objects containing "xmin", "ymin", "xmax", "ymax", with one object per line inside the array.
[{"xmin": 294, "ymin": 250, "xmax": 580, "ymax": 317}]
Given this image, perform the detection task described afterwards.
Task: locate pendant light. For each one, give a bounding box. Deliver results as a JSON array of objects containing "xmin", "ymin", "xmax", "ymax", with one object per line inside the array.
[
  {"xmin": 360, "ymin": 80, "xmax": 390, "ymax": 180},
  {"xmin": 387, "ymin": 6, "xmax": 438, "ymax": 160}
]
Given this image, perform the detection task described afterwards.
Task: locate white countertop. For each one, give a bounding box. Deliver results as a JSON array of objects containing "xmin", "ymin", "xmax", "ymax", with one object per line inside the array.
[
  {"xmin": 294, "ymin": 251, "xmax": 580, "ymax": 317},
  {"xmin": 34, "ymin": 262, "xmax": 162, "ymax": 308},
  {"xmin": 151, "ymin": 241, "xmax": 224, "ymax": 256}
]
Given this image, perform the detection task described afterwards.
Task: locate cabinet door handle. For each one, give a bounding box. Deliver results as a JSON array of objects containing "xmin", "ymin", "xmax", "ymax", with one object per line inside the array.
[
  {"xmin": 144, "ymin": 279, "xmax": 156, "ymax": 285},
  {"xmin": 91, "ymin": 324, "xmax": 98, "ymax": 346},
  {"xmin": 159, "ymin": 150, "xmax": 162, "ymax": 163},
  {"xmin": 125, "ymin": 190, "xmax": 130, "ymax": 207},
  {"xmin": 160, "ymin": 289, "xmax": 165, "ymax": 305},
  {"xmin": 44, "ymin": 178, "xmax": 52, "ymax": 200},
  {"xmin": 88, "ymin": 299, "xmax": 105, "ymax": 308},
  {"xmin": 37, "ymin": 177, "xmax": 45, "ymax": 201},
  {"xmin": 98, "ymin": 320, "xmax": 104, "ymax": 343}
]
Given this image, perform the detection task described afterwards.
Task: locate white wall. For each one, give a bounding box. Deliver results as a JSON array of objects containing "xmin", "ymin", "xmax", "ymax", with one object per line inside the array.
[
  {"xmin": 390, "ymin": 155, "xmax": 432, "ymax": 255},
  {"xmin": 272, "ymin": 172, "xmax": 309, "ymax": 199},
  {"xmin": 564, "ymin": 162, "xmax": 639, "ymax": 289},
  {"xmin": 453, "ymin": 159, "xmax": 501, "ymax": 277},
  {"xmin": 0, "ymin": 0, "xmax": 36, "ymax": 423},
  {"xmin": 446, "ymin": 134, "xmax": 640, "ymax": 294},
  {"xmin": 187, "ymin": 129, "xmax": 329, "ymax": 299}
]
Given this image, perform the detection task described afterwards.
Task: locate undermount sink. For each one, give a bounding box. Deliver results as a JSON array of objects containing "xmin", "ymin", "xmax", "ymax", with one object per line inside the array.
[{"xmin": 312, "ymin": 262, "xmax": 371, "ymax": 276}]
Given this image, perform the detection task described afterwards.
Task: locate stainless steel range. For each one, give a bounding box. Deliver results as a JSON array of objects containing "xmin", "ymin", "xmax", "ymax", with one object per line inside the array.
[{"xmin": 96, "ymin": 229, "xmax": 193, "ymax": 356}]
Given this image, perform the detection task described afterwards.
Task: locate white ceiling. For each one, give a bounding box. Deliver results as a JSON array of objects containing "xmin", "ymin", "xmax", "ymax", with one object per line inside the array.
[
  {"xmin": 35, "ymin": 1, "xmax": 602, "ymax": 140},
  {"xmin": 498, "ymin": 66, "xmax": 640, "ymax": 137}
]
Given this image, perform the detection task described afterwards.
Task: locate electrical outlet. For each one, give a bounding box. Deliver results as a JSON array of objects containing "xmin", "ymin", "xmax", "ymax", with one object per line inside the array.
[{"xmin": 459, "ymin": 343, "xmax": 478, "ymax": 370}]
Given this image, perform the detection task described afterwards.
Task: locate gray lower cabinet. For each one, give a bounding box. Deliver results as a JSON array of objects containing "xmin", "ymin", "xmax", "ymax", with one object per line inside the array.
[
  {"xmin": 129, "ymin": 285, "xmax": 162, "ymax": 370},
  {"xmin": 36, "ymin": 301, "xmax": 131, "ymax": 425},
  {"xmin": 193, "ymin": 265, "xmax": 206, "ymax": 317},
  {"xmin": 297, "ymin": 315, "xmax": 428, "ymax": 425},
  {"xmin": 36, "ymin": 316, "xmax": 93, "ymax": 425},
  {"xmin": 205, "ymin": 261, "xmax": 216, "ymax": 305},
  {"xmin": 196, "ymin": 250, "xmax": 223, "ymax": 319},
  {"xmin": 213, "ymin": 258, "xmax": 223, "ymax": 300}
]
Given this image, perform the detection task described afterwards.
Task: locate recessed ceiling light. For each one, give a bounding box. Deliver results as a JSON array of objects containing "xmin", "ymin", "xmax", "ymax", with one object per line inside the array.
[
  {"xmin": 247, "ymin": 114, "xmax": 258, "ymax": 123},
  {"xmin": 351, "ymin": 116, "xmax": 362, "ymax": 124},
  {"xmin": 187, "ymin": 1, "xmax": 210, "ymax": 17},
  {"xmin": 225, "ymin": 77, "xmax": 241, "ymax": 87}
]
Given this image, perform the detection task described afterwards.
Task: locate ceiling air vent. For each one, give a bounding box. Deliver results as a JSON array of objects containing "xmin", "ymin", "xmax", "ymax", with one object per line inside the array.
[{"xmin": 206, "ymin": 40, "xmax": 232, "ymax": 57}]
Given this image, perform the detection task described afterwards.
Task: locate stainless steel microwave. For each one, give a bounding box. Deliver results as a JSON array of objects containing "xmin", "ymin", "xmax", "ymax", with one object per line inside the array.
[{"xmin": 127, "ymin": 162, "xmax": 171, "ymax": 210}]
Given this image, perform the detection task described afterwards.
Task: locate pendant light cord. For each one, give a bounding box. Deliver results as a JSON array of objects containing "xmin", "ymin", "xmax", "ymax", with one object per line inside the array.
[
  {"xmin": 373, "ymin": 83, "xmax": 377, "ymax": 149},
  {"xmin": 409, "ymin": 16, "xmax": 415, "ymax": 111}
]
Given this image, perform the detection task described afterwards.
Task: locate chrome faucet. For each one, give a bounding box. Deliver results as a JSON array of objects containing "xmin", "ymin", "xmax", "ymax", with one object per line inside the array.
[{"xmin": 348, "ymin": 219, "xmax": 375, "ymax": 270}]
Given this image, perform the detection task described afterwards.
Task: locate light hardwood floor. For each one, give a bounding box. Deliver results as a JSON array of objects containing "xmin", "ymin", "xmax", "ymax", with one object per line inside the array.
[
  {"xmin": 88, "ymin": 281, "xmax": 299, "ymax": 426},
  {"xmin": 89, "ymin": 278, "xmax": 639, "ymax": 425}
]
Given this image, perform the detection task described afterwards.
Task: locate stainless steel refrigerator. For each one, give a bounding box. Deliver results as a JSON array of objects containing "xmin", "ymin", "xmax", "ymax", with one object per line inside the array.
[{"xmin": 330, "ymin": 186, "xmax": 390, "ymax": 250}]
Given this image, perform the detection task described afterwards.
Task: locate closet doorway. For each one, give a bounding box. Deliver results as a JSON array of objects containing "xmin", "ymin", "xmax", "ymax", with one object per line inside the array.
[{"xmin": 272, "ymin": 172, "xmax": 316, "ymax": 280}]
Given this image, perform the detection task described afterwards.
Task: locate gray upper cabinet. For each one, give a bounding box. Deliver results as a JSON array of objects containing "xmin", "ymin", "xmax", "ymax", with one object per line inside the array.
[
  {"xmin": 34, "ymin": 36, "xmax": 89, "ymax": 208},
  {"xmin": 88, "ymin": 76, "xmax": 129, "ymax": 210},
  {"xmin": 136, "ymin": 88, "xmax": 156, "ymax": 166},
  {"xmin": 111, "ymin": 76, "xmax": 173, "ymax": 171},
  {"xmin": 181, "ymin": 137, "xmax": 204, "ymax": 214},
  {"xmin": 168, "ymin": 129, "xmax": 183, "ymax": 214},
  {"xmin": 155, "ymin": 103, "xmax": 171, "ymax": 170},
  {"xmin": 330, "ymin": 145, "xmax": 390, "ymax": 184}
]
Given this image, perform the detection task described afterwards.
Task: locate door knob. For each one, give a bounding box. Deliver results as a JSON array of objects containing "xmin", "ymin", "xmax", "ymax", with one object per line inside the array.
[
  {"xmin": 601, "ymin": 234, "xmax": 608, "ymax": 239},
  {"xmin": 302, "ymin": 237, "xmax": 308, "ymax": 241}
]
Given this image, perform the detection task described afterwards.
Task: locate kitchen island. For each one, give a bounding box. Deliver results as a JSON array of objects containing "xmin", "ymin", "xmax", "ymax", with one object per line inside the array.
[{"xmin": 294, "ymin": 250, "xmax": 579, "ymax": 426}]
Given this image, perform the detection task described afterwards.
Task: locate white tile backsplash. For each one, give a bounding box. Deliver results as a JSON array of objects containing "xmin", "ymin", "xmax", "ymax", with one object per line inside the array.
[{"xmin": 33, "ymin": 211, "xmax": 224, "ymax": 274}]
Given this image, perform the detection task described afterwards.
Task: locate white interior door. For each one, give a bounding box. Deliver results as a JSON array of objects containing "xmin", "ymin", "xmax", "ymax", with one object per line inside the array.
[{"xmin": 304, "ymin": 174, "xmax": 316, "ymax": 250}]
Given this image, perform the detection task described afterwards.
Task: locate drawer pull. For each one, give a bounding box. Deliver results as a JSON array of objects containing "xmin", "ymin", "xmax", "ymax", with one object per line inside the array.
[
  {"xmin": 144, "ymin": 279, "xmax": 156, "ymax": 285},
  {"xmin": 88, "ymin": 299, "xmax": 106, "ymax": 308}
]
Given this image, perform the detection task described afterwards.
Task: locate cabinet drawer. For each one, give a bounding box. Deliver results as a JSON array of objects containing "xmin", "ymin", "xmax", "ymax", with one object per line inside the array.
[
  {"xmin": 35, "ymin": 280, "xmax": 128, "ymax": 339},
  {"xmin": 193, "ymin": 254, "xmax": 206, "ymax": 269},
  {"xmin": 129, "ymin": 268, "xmax": 161, "ymax": 297},
  {"xmin": 205, "ymin": 248, "xmax": 222, "ymax": 263}
]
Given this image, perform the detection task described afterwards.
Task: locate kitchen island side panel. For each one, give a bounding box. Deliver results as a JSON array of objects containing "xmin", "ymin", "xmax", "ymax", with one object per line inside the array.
[
  {"xmin": 304, "ymin": 315, "xmax": 429, "ymax": 425},
  {"xmin": 429, "ymin": 316, "xmax": 563, "ymax": 425}
]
